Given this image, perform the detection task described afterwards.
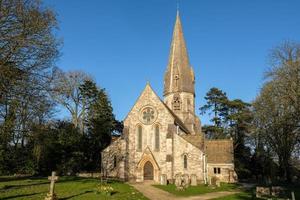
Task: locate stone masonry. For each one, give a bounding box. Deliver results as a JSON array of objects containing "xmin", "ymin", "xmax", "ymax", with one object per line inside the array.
[{"xmin": 101, "ymin": 11, "xmax": 236, "ymax": 185}]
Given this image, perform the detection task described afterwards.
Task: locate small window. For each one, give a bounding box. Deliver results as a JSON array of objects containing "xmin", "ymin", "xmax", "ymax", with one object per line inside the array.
[
  {"xmin": 113, "ymin": 155, "xmax": 117, "ymax": 168},
  {"xmin": 214, "ymin": 167, "xmax": 221, "ymax": 174},
  {"xmin": 137, "ymin": 125, "xmax": 142, "ymax": 150},
  {"xmin": 187, "ymin": 99, "xmax": 191, "ymax": 111},
  {"xmin": 184, "ymin": 155, "xmax": 187, "ymax": 169}
]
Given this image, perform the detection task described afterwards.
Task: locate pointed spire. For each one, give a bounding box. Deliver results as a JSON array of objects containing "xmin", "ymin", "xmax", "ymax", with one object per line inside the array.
[{"xmin": 164, "ymin": 12, "xmax": 195, "ymax": 96}]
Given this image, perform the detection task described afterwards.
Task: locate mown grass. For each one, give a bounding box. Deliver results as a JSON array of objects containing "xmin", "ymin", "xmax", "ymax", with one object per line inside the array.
[
  {"xmin": 0, "ymin": 176, "xmax": 148, "ymax": 200},
  {"xmin": 153, "ymin": 182, "xmax": 238, "ymax": 197}
]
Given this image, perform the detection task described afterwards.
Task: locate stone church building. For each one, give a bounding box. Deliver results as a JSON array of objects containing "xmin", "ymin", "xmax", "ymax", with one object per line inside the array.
[{"xmin": 102, "ymin": 12, "xmax": 237, "ymax": 184}]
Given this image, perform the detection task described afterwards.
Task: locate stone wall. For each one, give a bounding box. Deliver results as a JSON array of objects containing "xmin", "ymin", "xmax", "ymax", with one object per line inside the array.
[
  {"xmin": 101, "ymin": 137, "xmax": 126, "ymax": 180},
  {"xmin": 207, "ymin": 163, "xmax": 237, "ymax": 183},
  {"xmin": 76, "ymin": 172, "xmax": 101, "ymax": 178},
  {"xmin": 173, "ymin": 133, "xmax": 204, "ymax": 183}
]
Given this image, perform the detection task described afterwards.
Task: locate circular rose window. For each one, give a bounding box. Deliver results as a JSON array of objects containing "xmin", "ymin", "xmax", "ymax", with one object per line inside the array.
[{"xmin": 139, "ymin": 106, "xmax": 157, "ymax": 125}]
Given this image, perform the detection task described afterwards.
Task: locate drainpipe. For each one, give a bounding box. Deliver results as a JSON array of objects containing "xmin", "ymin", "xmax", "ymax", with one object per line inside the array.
[
  {"xmin": 172, "ymin": 125, "xmax": 179, "ymax": 183},
  {"xmin": 203, "ymin": 154, "xmax": 207, "ymax": 184}
]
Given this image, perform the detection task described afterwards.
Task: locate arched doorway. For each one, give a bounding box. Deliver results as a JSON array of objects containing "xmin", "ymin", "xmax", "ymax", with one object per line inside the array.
[{"xmin": 143, "ymin": 161, "xmax": 154, "ymax": 180}]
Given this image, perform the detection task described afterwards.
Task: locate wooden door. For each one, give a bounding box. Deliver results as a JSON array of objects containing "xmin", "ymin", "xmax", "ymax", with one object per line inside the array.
[{"xmin": 143, "ymin": 161, "xmax": 154, "ymax": 180}]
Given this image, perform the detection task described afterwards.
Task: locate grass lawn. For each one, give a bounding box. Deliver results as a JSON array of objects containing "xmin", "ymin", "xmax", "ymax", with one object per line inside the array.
[
  {"xmin": 0, "ymin": 176, "xmax": 148, "ymax": 200},
  {"xmin": 153, "ymin": 182, "xmax": 238, "ymax": 197}
]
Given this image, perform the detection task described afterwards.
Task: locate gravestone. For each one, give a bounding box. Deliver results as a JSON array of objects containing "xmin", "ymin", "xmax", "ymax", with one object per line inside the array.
[
  {"xmin": 271, "ymin": 186, "xmax": 284, "ymax": 197},
  {"xmin": 216, "ymin": 179, "xmax": 221, "ymax": 187},
  {"xmin": 256, "ymin": 187, "xmax": 270, "ymax": 198},
  {"xmin": 292, "ymin": 176, "xmax": 298, "ymax": 182},
  {"xmin": 210, "ymin": 176, "xmax": 219, "ymax": 188},
  {"xmin": 160, "ymin": 174, "xmax": 167, "ymax": 185},
  {"xmin": 291, "ymin": 191, "xmax": 295, "ymax": 200},
  {"xmin": 45, "ymin": 171, "xmax": 59, "ymax": 200},
  {"xmin": 175, "ymin": 174, "xmax": 183, "ymax": 191},
  {"xmin": 182, "ymin": 174, "xmax": 190, "ymax": 188},
  {"xmin": 190, "ymin": 174, "xmax": 197, "ymax": 186}
]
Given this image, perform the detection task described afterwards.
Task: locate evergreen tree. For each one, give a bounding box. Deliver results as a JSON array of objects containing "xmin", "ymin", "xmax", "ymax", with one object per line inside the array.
[
  {"xmin": 201, "ymin": 87, "xmax": 253, "ymax": 178},
  {"xmin": 200, "ymin": 87, "xmax": 228, "ymax": 138},
  {"xmin": 80, "ymin": 80, "xmax": 117, "ymax": 171}
]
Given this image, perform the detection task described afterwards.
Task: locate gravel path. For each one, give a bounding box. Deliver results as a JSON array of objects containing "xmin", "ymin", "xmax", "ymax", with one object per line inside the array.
[{"xmin": 130, "ymin": 181, "xmax": 238, "ymax": 200}]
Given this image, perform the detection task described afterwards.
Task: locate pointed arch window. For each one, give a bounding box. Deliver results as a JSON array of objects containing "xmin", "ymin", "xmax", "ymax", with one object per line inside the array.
[
  {"xmin": 184, "ymin": 155, "xmax": 188, "ymax": 169},
  {"xmin": 137, "ymin": 125, "xmax": 142, "ymax": 150},
  {"xmin": 155, "ymin": 125, "xmax": 160, "ymax": 151}
]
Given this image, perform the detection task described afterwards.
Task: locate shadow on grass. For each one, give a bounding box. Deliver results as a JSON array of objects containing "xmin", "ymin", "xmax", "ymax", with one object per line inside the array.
[
  {"xmin": 1, "ymin": 192, "xmax": 44, "ymax": 200},
  {"xmin": 0, "ymin": 176, "xmax": 32, "ymax": 182},
  {"xmin": 1, "ymin": 181, "xmax": 49, "ymax": 191},
  {"xmin": 60, "ymin": 190, "xmax": 93, "ymax": 200}
]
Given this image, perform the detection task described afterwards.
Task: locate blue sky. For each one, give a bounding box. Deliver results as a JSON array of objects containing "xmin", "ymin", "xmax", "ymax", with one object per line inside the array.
[{"xmin": 44, "ymin": 0, "xmax": 300, "ymax": 124}]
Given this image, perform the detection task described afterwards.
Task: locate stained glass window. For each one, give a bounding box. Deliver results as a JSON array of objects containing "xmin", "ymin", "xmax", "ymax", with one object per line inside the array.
[
  {"xmin": 137, "ymin": 125, "xmax": 142, "ymax": 150},
  {"xmin": 184, "ymin": 155, "xmax": 187, "ymax": 169},
  {"xmin": 155, "ymin": 125, "xmax": 160, "ymax": 150}
]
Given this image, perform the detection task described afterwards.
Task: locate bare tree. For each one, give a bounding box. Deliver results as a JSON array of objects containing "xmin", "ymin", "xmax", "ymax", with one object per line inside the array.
[
  {"xmin": 0, "ymin": 0, "xmax": 60, "ymax": 147},
  {"xmin": 51, "ymin": 70, "xmax": 91, "ymax": 131},
  {"xmin": 253, "ymin": 41, "xmax": 300, "ymax": 182}
]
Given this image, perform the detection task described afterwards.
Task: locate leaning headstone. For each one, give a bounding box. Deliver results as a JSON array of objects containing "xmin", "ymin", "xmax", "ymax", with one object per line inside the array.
[
  {"xmin": 175, "ymin": 174, "xmax": 183, "ymax": 191},
  {"xmin": 210, "ymin": 176, "xmax": 218, "ymax": 188},
  {"xmin": 256, "ymin": 187, "xmax": 270, "ymax": 198},
  {"xmin": 215, "ymin": 179, "xmax": 221, "ymax": 187},
  {"xmin": 174, "ymin": 174, "xmax": 181, "ymax": 187},
  {"xmin": 190, "ymin": 174, "xmax": 197, "ymax": 186},
  {"xmin": 182, "ymin": 174, "xmax": 190, "ymax": 188},
  {"xmin": 291, "ymin": 191, "xmax": 295, "ymax": 200},
  {"xmin": 271, "ymin": 186, "xmax": 284, "ymax": 197},
  {"xmin": 45, "ymin": 171, "xmax": 59, "ymax": 200},
  {"xmin": 256, "ymin": 187, "xmax": 262, "ymax": 198},
  {"xmin": 160, "ymin": 174, "xmax": 167, "ymax": 185}
]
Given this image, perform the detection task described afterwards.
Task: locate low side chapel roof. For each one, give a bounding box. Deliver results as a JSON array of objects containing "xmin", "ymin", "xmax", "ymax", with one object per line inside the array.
[{"xmin": 205, "ymin": 139, "xmax": 234, "ymax": 164}]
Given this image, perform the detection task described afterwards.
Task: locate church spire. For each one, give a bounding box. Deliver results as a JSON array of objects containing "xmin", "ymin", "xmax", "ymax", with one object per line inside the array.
[{"xmin": 164, "ymin": 12, "xmax": 195, "ymax": 96}]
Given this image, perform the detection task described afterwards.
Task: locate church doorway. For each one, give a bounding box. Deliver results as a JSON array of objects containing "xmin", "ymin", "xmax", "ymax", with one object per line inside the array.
[{"xmin": 143, "ymin": 161, "xmax": 154, "ymax": 180}]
